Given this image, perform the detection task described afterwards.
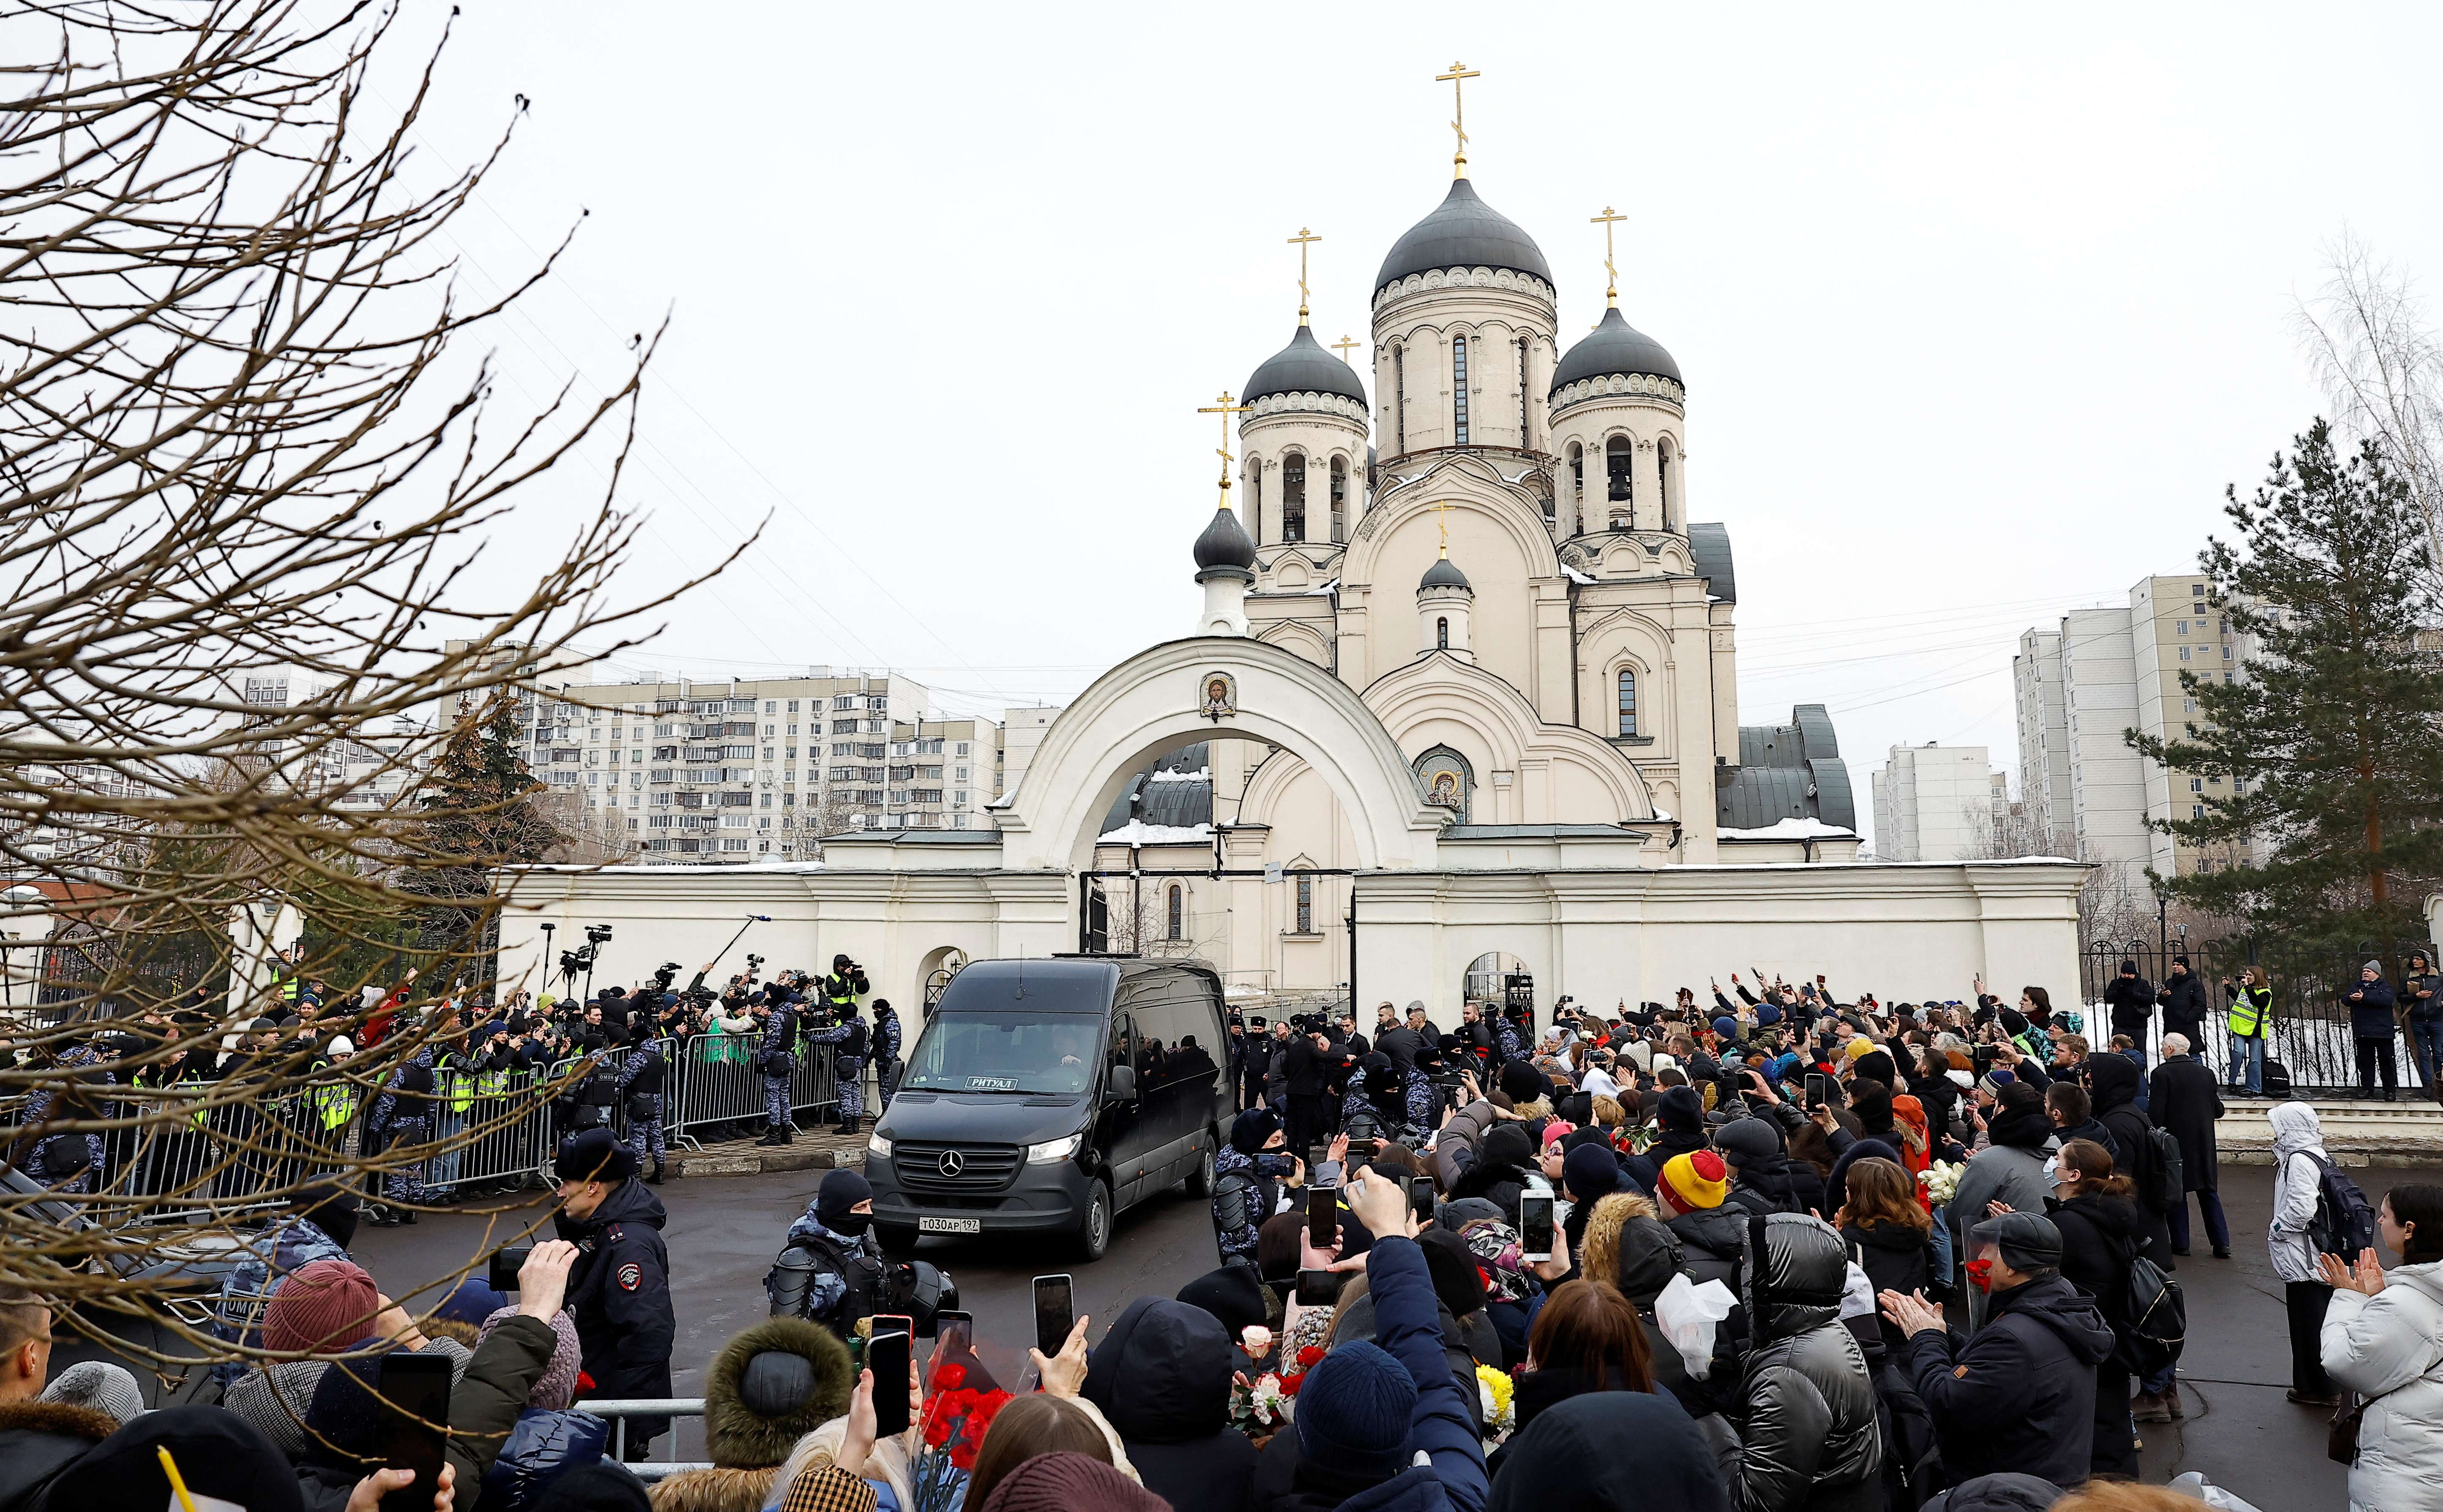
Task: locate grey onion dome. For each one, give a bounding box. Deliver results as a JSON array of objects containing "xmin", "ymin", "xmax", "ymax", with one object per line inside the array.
[
  {"xmin": 1551, "ymin": 304, "xmax": 1682, "ymax": 393},
  {"xmin": 1193, "ymin": 504, "xmax": 1257, "ymax": 572},
  {"xmin": 1419, "ymin": 555, "xmax": 1473, "ymax": 591},
  {"xmin": 1376, "ymin": 177, "xmax": 1554, "ymax": 293},
  {"xmin": 1243, "ymin": 324, "xmax": 1367, "ymax": 406}
]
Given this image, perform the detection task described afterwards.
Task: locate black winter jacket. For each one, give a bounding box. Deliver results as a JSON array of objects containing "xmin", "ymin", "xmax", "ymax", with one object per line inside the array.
[
  {"xmin": 2146, "ymin": 1054, "xmax": 2223, "ymax": 1194},
  {"xmin": 2154, "ymin": 971, "xmax": 2211, "ymax": 1041},
  {"xmin": 2047, "ymin": 1192, "xmax": 2140, "ymax": 1331},
  {"xmin": 1083, "ymin": 1298, "xmax": 1258, "ymax": 1512},
  {"xmin": 1900, "ymin": 1274, "xmax": 2115, "ymax": 1489},
  {"xmin": 555, "ymin": 1178, "xmax": 675, "ymax": 1441},
  {"xmin": 1714, "ymin": 1214, "xmax": 1882, "ymax": 1512}
]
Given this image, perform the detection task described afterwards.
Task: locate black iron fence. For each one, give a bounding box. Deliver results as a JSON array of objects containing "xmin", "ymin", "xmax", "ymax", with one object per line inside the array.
[{"xmin": 2076, "ymin": 936, "xmax": 2439, "ymax": 1093}]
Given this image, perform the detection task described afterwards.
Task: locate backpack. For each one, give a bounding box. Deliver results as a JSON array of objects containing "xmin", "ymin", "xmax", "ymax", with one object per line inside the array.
[
  {"xmin": 2146, "ymin": 1125, "xmax": 2184, "ymax": 1211},
  {"xmin": 2117, "ymin": 1238, "xmax": 2187, "ymax": 1376},
  {"xmin": 2308, "ymin": 1154, "xmax": 2381, "ymax": 1258},
  {"xmin": 2264, "ymin": 1059, "xmax": 2296, "ymax": 1098}
]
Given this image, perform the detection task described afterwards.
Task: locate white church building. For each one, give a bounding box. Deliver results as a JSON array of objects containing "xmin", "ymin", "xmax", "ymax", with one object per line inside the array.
[{"xmin": 499, "ymin": 138, "xmax": 2082, "ymax": 1016}]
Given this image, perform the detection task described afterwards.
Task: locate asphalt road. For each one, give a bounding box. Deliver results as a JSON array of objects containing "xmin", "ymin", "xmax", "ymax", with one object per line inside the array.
[{"xmin": 343, "ymin": 1157, "xmax": 2382, "ymax": 1496}]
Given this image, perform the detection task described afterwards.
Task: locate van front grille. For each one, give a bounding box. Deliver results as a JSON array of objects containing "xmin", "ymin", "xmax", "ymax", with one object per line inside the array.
[{"xmin": 895, "ymin": 1141, "xmax": 1022, "ymax": 1192}]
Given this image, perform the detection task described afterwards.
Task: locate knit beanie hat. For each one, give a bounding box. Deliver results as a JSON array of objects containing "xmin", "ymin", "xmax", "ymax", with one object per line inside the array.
[
  {"xmin": 263, "ymin": 1257, "xmax": 380, "ymax": 1353},
  {"xmin": 1655, "ymin": 1084, "xmax": 1705, "ymax": 1135},
  {"xmin": 39, "ymin": 1359, "xmax": 146, "ymax": 1424},
  {"xmin": 437, "ymin": 1276, "xmax": 511, "ymax": 1326},
  {"xmin": 479, "ymin": 1305, "xmax": 582, "ymax": 1410},
  {"xmin": 1660, "ymin": 1149, "xmax": 1729, "ymax": 1211},
  {"xmin": 1843, "ymin": 1038, "xmax": 1876, "ymax": 1064},
  {"xmin": 1712, "ymin": 1117, "xmax": 1780, "ymax": 1170},
  {"xmin": 1711, "ymin": 1015, "xmax": 1739, "ymax": 1041},
  {"xmin": 1499, "ymin": 1060, "xmax": 1545, "ymax": 1104},
  {"xmin": 2367, "ymin": 960, "xmax": 2385, "ymax": 975},
  {"xmin": 1176, "ymin": 1265, "xmax": 1270, "ymax": 1339},
  {"xmin": 1561, "ymin": 1142, "xmax": 1624, "ymax": 1204},
  {"xmin": 980, "ymin": 1452, "xmax": 1169, "ymax": 1512},
  {"xmin": 1230, "ymin": 1107, "xmax": 1284, "ymax": 1155},
  {"xmin": 1295, "ymin": 1339, "xmax": 1419, "ymax": 1481},
  {"xmin": 1970, "ymin": 1211, "xmax": 2064, "ymax": 1274},
  {"xmin": 1482, "ymin": 1123, "xmax": 1535, "ymax": 1172}
]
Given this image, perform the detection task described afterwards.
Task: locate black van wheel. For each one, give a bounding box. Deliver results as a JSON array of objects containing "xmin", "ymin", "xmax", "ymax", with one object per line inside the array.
[
  {"xmin": 1075, "ymin": 1179, "xmax": 1113, "ymax": 1261},
  {"xmin": 1183, "ymin": 1138, "xmax": 1216, "ymax": 1198},
  {"xmin": 875, "ymin": 1224, "xmax": 918, "ymax": 1257}
]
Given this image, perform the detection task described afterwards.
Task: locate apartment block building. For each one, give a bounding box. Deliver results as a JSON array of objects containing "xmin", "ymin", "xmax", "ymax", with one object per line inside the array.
[
  {"xmin": 1869, "ymin": 743, "xmax": 1997, "ymax": 862},
  {"xmin": 2011, "ymin": 574, "xmax": 2262, "ymax": 891}
]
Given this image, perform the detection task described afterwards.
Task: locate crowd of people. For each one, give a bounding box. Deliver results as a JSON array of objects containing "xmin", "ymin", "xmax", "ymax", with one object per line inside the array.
[{"xmin": 8, "ymin": 960, "xmax": 2443, "ymax": 1512}]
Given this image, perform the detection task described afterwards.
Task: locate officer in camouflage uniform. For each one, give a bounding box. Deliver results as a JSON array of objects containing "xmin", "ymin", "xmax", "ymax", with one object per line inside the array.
[
  {"xmin": 755, "ymin": 986, "xmax": 799, "ymax": 1146},
  {"xmin": 368, "ymin": 1039, "xmax": 435, "ymax": 1225},
  {"xmin": 616, "ymin": 1020, "xmax": 668, "ymax": 1182},
  {"xmin": 803, "ymin": 999, "xmax": 867, "ymax": 1136},
  {"xmin": 871, "ymin": 997, "xmax": 903, "ymax": 1114}
]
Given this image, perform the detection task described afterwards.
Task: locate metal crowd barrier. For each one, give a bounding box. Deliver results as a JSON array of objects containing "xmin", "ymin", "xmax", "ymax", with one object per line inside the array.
[
  {"xmin": 579, "ymin": 1397, "xmax": 710, "ymax": 1477},
  {"xmin": 662, "ymin": 1032, "xmax": 837, "ymax": 1146}
]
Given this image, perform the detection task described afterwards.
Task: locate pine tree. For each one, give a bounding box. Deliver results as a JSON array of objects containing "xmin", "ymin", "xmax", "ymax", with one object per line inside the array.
[
  {"xmin": 2129, "ymin": 418, "xmax": 2443, "ymax": 956},
  {"xmin": 399, "ymin": 696, "xmax": 562, "ymax": 953}
]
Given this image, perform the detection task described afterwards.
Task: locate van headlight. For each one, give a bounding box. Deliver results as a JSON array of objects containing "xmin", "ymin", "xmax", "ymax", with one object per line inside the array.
[
  {"xmin": 867, "ymin": 1133, "xmax": 893, "ymax": 1158},
  {"xmin": 1025, "ymin": 1133, "xmax": 1081, "ymax": 1164}
]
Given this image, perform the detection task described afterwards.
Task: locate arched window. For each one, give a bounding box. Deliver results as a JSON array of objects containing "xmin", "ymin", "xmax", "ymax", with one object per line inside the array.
[
  {"xmin": 1436, "ymin": 616, "xmax": 1449, "ymax": 650},
  {"xmin": 1541, "ymin": 495, "xmax": 1556, "ymax": 528},
  {"xmin": 1658, "ymin": 437, "xmax": 1676, "ymax": 530},
  {"xmin": 1167, "ymin": 884, "xmax": 1182, "ymax": 941},
  {"xmin": 1329, "ymin": 456, "xmax": 1347, "ymax": 542},
  {"xmin": 1249, "ymin": 461, "xmax": 1262, "ymax": 546},
  {"xmin": 1392, "ymin": 346, "xmax": 1406, "ymax": 452},
  {"xmin": 1296, "ymin": 875, "xmax": 1314, "ymax": 934},
  {"xmin": 1606, "ymin": 434, "xmax": 1633, "ymax": 507},
  {"xmin": 1451, "ymin": 336, "xmax": 1470, "ymax": 444},
  {"xmin": 1617, "ymin": 668, "xmax": 1639, "ymax": 737},
  {"xmin": 1282, "ymin": 452, "xmax": 1306, "ymax": 542},
  {"xmin": 1568, "ymin": 443, "xmax": 1584, "ymax": 517},
  {"xmin": 1516, "ymin": 336, "xmax": 1530, "ymax": 441}
]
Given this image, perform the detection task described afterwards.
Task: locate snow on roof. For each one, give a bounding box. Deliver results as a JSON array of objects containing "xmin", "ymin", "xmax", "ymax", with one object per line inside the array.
[
  {"xmin": 1147, "ymin": 766, "xmax": 1211, "ymax": 783},
  {"xmin": 1096, "ymin": 820, "xmax": 1213, "ymax": 845},
  {"xmin": 1717, "ymin": 817, "xmax": 1858, "ymax": 841}
]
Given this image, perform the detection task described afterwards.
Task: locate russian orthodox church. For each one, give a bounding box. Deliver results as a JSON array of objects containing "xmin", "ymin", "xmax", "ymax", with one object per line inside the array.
[{"xmin": 1091, "ymin": 146, "xmax": 1859, "ymax": 987}]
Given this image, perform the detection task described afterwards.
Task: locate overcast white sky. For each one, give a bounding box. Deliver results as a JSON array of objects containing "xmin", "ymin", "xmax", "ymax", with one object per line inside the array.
[{"xmin": 390, "ymin": 3, "xmax": 2443, "ymax": 844}]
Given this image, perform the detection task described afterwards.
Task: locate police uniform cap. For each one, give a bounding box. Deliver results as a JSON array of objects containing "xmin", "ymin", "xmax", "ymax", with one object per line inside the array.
[{"xmin": 556, "ymin": 1126, "xmax": 638, "ymax": 1184}]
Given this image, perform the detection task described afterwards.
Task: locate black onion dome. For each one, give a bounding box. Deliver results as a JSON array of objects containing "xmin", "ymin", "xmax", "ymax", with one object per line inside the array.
[
  {"xmin": 1194, "ymin": 504, "xmax": 1257, "ymax": 572},
  {"xmin": 1376, "ymin": 177, "xmax": 1554, "ymax": 293},
  {"xmin": 1551, "ymin": 305, "xmax": 1682, "ymax": 393},
  {"xmin": 1419, "ymin": 556, "xmax": 1472, "ymax": 591},
  {"xmin": 1243, "ymin": 324, "xmax": 1367, "ymax": 406}
]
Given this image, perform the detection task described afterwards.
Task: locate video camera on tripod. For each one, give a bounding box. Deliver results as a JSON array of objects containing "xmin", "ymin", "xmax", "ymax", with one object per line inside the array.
[{"xmin": 555, "ymin": 924, "xmax": 613, "ymax": 997}]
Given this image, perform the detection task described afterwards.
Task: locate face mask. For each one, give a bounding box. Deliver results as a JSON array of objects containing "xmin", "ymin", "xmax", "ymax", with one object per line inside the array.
[
  {"xmin": 1964, "ymin": 1257, "xmax": 1995, "ymax": 1293},
  {"xmin": 830, "ymin": 1212, "xmax": 873, "ymax": 1238}
]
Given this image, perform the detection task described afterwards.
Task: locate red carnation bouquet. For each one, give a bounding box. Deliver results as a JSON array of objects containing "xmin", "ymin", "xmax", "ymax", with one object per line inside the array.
[{"xmin": 910, "ymin": 1361, "xmax": 1012, "ymax": 1512}]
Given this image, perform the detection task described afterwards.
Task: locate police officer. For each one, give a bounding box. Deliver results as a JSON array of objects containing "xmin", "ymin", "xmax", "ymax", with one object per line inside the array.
[
  {"xmin": 616, "ymin": 1020, "xmax": 669, "ymax": 1184},
  {"xmin": 766, "ymin": 1168, "xmax": 887, "ymax": 1344},
  {"xmin": 804, "ymin": 998, "xmax": 868, "ymax": 1136},
  {"xmin": 554, "ymin": 1127, "xmax": 674, "ymax": 1461},
  {"xmin": 870, "ymin": 997, "xmax": 903, "ymax": 1115},
  {"xmin": 755, "ymin": 986, "xmax": 799, "ymax": 1146}
]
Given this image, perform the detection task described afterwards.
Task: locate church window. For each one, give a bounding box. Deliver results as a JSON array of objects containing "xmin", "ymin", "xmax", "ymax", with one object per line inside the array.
[
  {"xmin": 1569, "ymin": 443, "xmax": 1584, "ymax": 515},
  {"xmin": 1617, "ymin": 668, "xmax": 1639, "ymax": 737},
  {"xmin": 1452, "ymin": 336, "xmax": 1470, "ymax": 444},
  {"xmin": 1542, "ymin": 495, "xmax": 1555, "ymax": 528},
  {"xmin": 1606, "ymin": 435, "xmax": 1633, "ymax": 508},
  {"xmin": 1296, "ymin": 875, "xmax": 1314, "ymax": 934},
  {"xmin": 1658, "ymin": 437, "xmax": 1676, "ymax": 529},
  {"xmin": 1517, "ymin": 336, "xmax": 1530, "ymax": 440},
  {"xmin": 1250, "ymin": 462, "xmax": 1262, "ymax": 545},
  {"xmin": 1437, "ymin": 616, "xmax": 1449, "ymax": 650},
  {"xmin": 1392, "ymin": 346, "xmax": 1406, "ymax": 451},
  {"xmin": 1329, "ymin": 457, "xmax": 1347, "ymax": 542},
  {"xmin": 1283, "ymin": 452, "xmax": 1306, "ymax": 542},
  {"xmin": 1167, "ymin": 884, "xmax": 1183, "ymax": 941}
]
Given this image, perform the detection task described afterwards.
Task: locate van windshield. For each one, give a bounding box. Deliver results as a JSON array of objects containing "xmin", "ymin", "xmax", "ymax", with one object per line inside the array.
[{"xmin": 900, "ymin": 1011, "xmax": 1105, "ymax": 1096}]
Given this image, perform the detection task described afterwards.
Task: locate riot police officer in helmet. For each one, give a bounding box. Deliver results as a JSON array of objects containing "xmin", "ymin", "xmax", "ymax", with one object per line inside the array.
[{"xmin": 767, "ymin": 1168, "xmax": 886, "ymax": 1343}]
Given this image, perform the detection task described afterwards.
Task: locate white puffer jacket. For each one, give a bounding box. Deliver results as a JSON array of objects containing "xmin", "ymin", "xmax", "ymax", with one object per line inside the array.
[
  {"xmin": 2322, "ymin": 1260, "xmax": 2443, "ymax": 1512},
  {"xmin": 2267, "ymin": 1102, "xmax": 2329, "ymax": 1284}
]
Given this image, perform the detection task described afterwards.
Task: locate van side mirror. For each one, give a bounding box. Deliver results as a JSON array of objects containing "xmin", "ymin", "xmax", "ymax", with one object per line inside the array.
[{"xmin": 1104, "ymin": 1064, "xmax": 1138, "ymax": 1104}]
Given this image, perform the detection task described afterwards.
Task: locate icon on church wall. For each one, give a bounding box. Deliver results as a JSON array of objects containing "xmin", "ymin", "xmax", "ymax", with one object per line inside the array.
[
  {"xmin": 1200, "ymin": 672, "xmax": 1237, "ymax": 722},
  {"xmin": 1413, "ymin": 748, "xmax": 1470, "ymax": 822},
  {"xmin": 1428, "ymin": 771, "xmax": 1459, "ymax": 808}
]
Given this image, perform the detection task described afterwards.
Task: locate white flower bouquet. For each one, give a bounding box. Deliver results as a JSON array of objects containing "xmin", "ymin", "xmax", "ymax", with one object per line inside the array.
[{"xmin": 1920, "ymin": 1159, "xmax": 1965, "ymax": 1206}]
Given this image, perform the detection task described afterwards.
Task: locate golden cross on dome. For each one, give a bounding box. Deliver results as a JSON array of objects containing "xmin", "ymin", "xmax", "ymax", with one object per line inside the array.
[
  {"xmin": 1331, "ymin": 334, "xmax": 1359, "ymax": 364},
  {"xmin": 1196, "ymin": 391, "xmax": 1252, "ymax": 507},
  {"xmin": 1434, "ymin": 501, "xmax": 1452, "ymax": 558},
  {"xmin": 1591, "ymin": 206, "xmax": 1627, "ymax": 309},
  {"xmin": 1287, "ymin": 227, "xmax": 1321, "ymax": 325},
  {"xmin": 1436, "ymin": 61, "xmax": 1480, "ymax": 177}
]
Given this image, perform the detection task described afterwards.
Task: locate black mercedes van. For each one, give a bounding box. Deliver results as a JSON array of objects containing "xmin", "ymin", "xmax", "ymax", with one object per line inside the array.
[{"xmin": 863, "ymin": 956, "xmax": 1231, "ymax": 1260}]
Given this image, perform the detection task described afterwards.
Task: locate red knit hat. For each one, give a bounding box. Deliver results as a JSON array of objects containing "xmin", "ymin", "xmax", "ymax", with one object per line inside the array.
[
  {"xmin": 262, "ymin": 1257, "xmax": 381, "ymax": 1353},
  {"xmin": 1659, "ymin": 1149, "xmax": 1730, "ymax": 1212}
]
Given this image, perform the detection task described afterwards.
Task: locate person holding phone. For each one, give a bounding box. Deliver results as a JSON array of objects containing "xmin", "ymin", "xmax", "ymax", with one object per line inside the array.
[
  {"xmin": 1211, "ymin": 1109, "xmax": 1301, "ymax": 1268},
  {"xmin": 553, "ymin": 1127, "xmax": 675, "ymax": 1461}
]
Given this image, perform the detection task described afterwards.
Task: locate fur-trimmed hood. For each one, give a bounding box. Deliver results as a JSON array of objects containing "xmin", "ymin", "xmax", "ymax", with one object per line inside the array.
[
  {"xmin": 0, "ymin": 1398, "xmax": 122, "ymax": 1509},
  {"xmin": 1511, "ymin": 1096, "xmax": 1553, "ymax": 1124},
  {"xmin": 1577, "ymin": 1190, "xmax": 1687, "ymax": 1304},
  {"xmin": 644, "ymin": 1463, "xmax": 779, "ymax": 1512},
  {"xmin": 0, "ymin": 1398, "xmax": 121, "ymax": 1442},
  {"xmin": 700, "ymin": 1315, "xmax": 856, "ymax": 1469}
]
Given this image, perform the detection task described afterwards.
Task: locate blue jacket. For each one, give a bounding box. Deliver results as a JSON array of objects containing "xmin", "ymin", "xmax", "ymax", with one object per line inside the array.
[
  {"xmin": 479, "ymin": 1407, "xmax": 609, "ymax": 1511},
  {"xmin": 2347, "ymin": 977, "xmax": 2399, "ymax": 1039},
  {"xmin": 1362, "ymin": 1235, "xmax": 1489, "ymax": 1512}
]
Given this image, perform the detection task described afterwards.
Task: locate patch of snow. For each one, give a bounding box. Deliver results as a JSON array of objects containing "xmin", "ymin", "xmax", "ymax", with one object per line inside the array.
[
  {"xmin": 1097, "ymin": 820, "xmax": 1214, "ymax": 845},
  {"xmin": 1651, "ymin": 807, "xmax": 1673, "ymax": 821},
  {"xmin": 1563, "ymin": 564, "xmax": 1597, "ymax": 585},
  {"xmin": 1225, "ymin": 983, "xmax": 1264, "ymax": 998},
  {"xmin": 1148, "ymin": 766, "xmax": 1211, "ymax": 783},
  {"xmin": 1717, "ymin": 818, "xmax": 1858, "ymax": 841}
]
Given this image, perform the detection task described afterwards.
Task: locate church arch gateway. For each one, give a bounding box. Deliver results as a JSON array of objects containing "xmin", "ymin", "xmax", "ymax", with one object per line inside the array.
[{"xmin": 993, "ymin": 636, "xmax": 1445, "ymax": 876}]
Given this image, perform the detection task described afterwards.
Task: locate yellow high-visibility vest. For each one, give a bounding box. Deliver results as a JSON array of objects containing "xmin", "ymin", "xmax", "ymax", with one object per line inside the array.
[{"xmin": 2230, "ymin": 984, "xmax": 2271, "ymax": 1038}]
